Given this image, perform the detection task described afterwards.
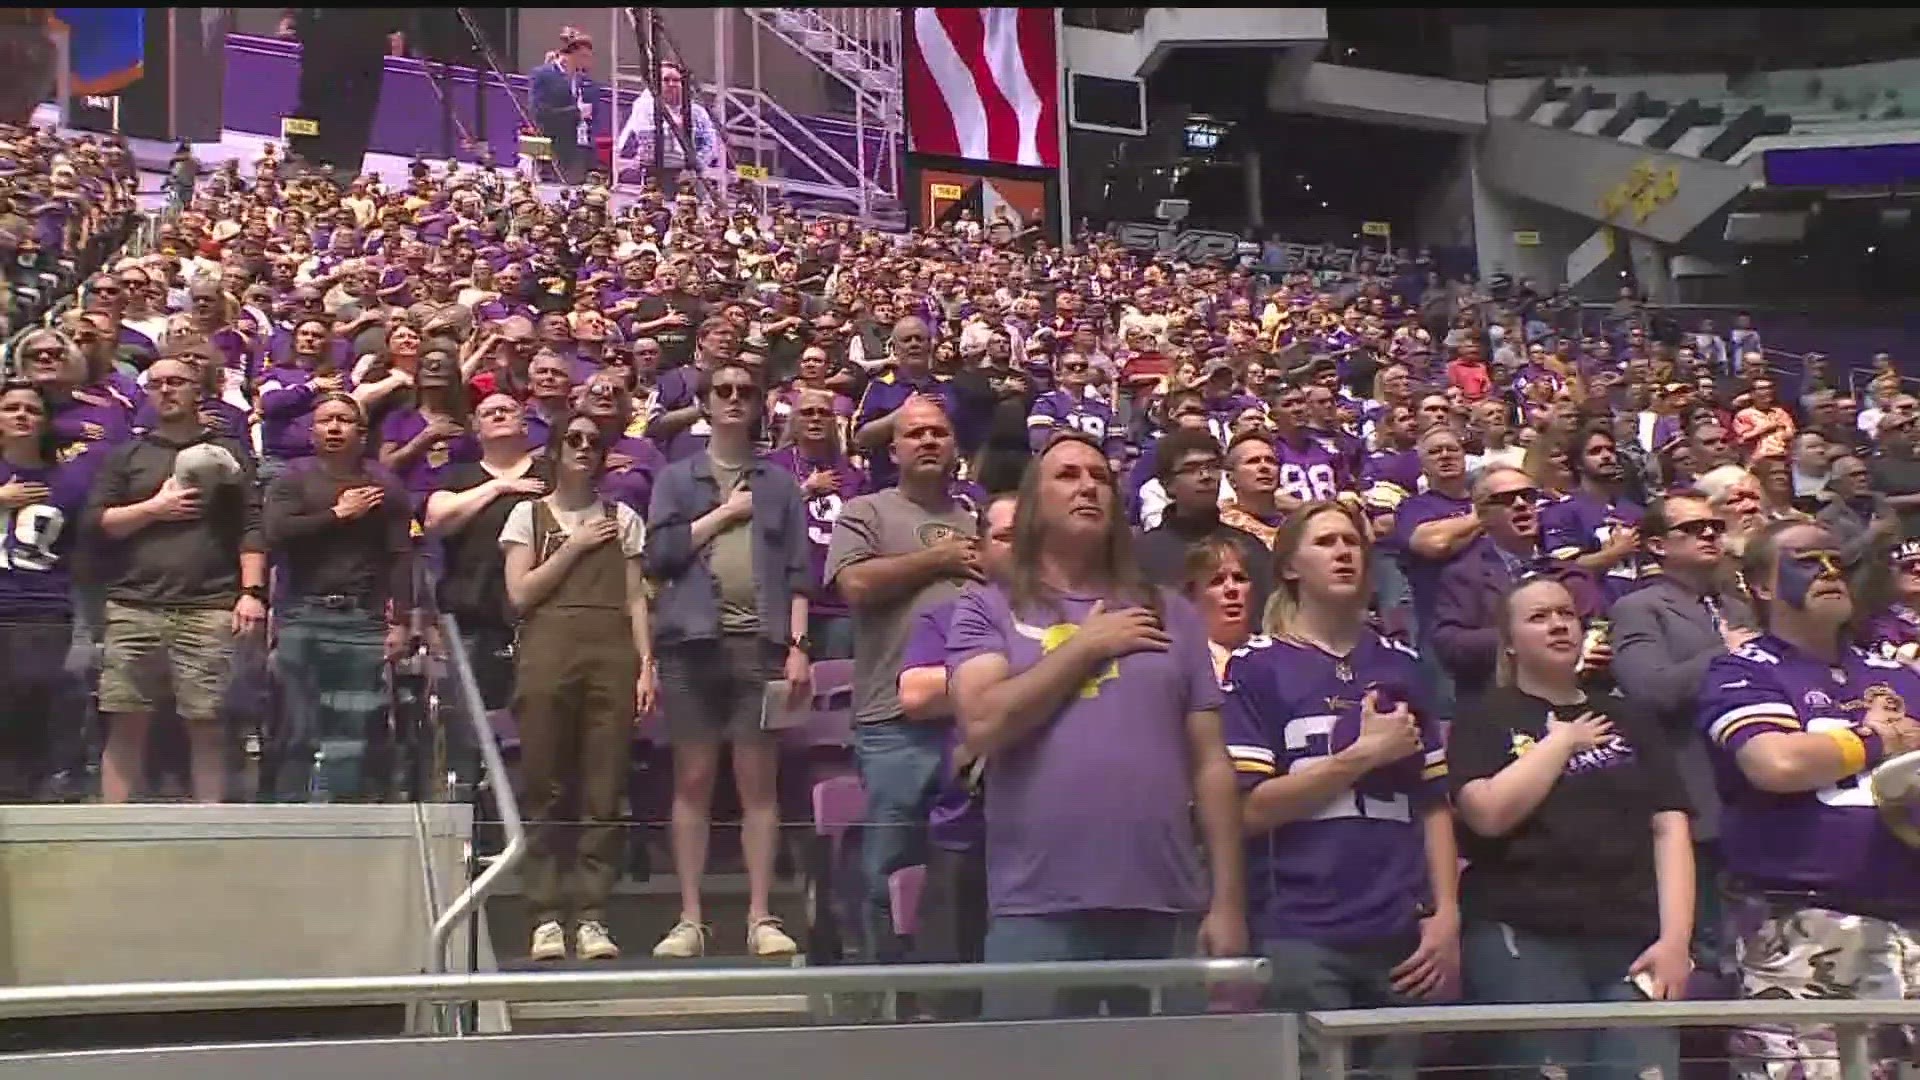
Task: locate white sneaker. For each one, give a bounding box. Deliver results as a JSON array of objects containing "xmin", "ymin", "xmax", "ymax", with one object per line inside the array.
[
  {"xmin": 652, "ymin": 919, "xmax": 709, "ymax": 959},
  {"xmin": 575, "ymin": 920, "xmax": 620, "ymax": 961},
  {"xmin": 747, "ymin": 916, "xmax": 797, "ymax": 958},
  {"xmin": 530, "ymin": 920, "xmax": 566, "ymax": 962}
]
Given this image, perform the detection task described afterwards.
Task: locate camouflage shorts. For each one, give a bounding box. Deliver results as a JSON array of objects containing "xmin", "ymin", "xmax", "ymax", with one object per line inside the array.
[{"xmin": 1723, "ymin": 890, "xmax": 1920, "ymax": 1080}]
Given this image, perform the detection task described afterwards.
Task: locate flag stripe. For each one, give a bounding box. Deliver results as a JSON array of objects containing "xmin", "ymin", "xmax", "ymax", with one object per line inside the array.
[{"xmin": 906, "ymin": 7, "xmax": 1059, "ymax": 169}]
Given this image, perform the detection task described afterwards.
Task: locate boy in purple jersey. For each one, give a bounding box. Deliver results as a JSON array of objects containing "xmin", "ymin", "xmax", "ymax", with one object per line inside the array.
[
  {"xmin": 768, "ymin": 387, "xmax": 869, "ymax": 660},
  {"xmin": 1270, "ymin": 383, "xmax": 1350, "ymax": 504},
  {"xmin": 1542, "ymin": 426, "xmax": 1647, "ymax": 602},
  {"xmin": 948, "ymin": 434, "xmax": 1245, "ymax": 1020},
  {"xmin": 1025, "ymin": 351, "xmax": 1122, "ymax": 464},
  {"xmin": 895, "ymin": 491, "xmax": 1017, "ymax": 1019},
  {"xmin": 0, "ymin": 384, "xmax": 99, "ymax": 796},
  {"xmin": 1697, "ymin": 520, "xmax": 1920, "ymax": 1080},
  {"xmin": 1222, "ymin": 502, "xmax": 1456, "ymax": 1077}
]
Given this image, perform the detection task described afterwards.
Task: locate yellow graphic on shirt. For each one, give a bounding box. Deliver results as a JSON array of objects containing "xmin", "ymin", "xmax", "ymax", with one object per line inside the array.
[
  {"xmin": 1509, "ymin": 730, "xmax": 1537, "ymax": 759},
  {"xmin": 1039, "ymin": 622, "xmax": 1120, "ymax": 700}
]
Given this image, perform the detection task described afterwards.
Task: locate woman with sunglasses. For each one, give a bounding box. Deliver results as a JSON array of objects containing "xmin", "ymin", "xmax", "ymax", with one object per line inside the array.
[
  {"xmin": 116, "ymin": 268, "xmax": 169, "ymax": 368},
  {"xmin": 1222, "ymin": 501, "xmax": 1455, "ymax": 1072},
  {"xmin": 768, "ymin": 385, "xmax": 866, "ymax": 661},
  {"xmin": 0, "ymin": 380, "xmax": 101, "ymax": 797},
  {"xmin": 12, "ymin": 328, "xmax": 133, "ymax": 450},
  {"xmin": 1859, "ymin": 539, "xmax": 1920, "ymax": 665},
  {"xmin": 1452, "ymin": 576, "xmax": 1693, "ymax": 1080},
  {"xmin": 263, "ymin": 392, "xmax": 416, "ymax": 802},
  {"xmin": 502, "ymin": 410, "xmax": 651, "ymax": 963}
]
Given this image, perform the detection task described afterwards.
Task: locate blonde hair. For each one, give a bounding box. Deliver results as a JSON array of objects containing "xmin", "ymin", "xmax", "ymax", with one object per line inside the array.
[
  {"xmin": 1262, "ymin": 501, "xmax": 1373, "ymax": 638},
  {"xmin": 1493, "ymin": 577, "xmax": 1575, "ymax": 688}
]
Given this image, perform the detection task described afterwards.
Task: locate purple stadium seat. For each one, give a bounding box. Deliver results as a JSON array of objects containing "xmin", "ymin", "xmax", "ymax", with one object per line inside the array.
[
  {"xmin": 489, "ymin": 709, "xmax": 520, "ymax": 753},
  {"xmin": 812, "ymin": 774, "xmax": 865, "ymax": 846},
  {"xmin": 801, "ymin": 659, "xmax": 856, "ymax": 751},
  {"xmin": 887, "ymin": 864, "xmax": 926, "ymax": 938}
]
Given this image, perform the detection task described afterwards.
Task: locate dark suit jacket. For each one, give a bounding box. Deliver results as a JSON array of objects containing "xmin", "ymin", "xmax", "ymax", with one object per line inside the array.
[
  {"xmin": 1610, "ymin": 573, "xmax": 1757, "ymax": 840},
  {"xmin": 528, "ymin": 61, "xmax": 597, "ymax": 142},
  {"xmin": 1431, "ymin": 538, "xmax": 1606, "ymax": 696}
]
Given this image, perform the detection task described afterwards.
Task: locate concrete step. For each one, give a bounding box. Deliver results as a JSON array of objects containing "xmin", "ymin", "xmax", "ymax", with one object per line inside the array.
[{"xmin": 496, "ymin": 954, "xmax": 818, "ymax": 1033}]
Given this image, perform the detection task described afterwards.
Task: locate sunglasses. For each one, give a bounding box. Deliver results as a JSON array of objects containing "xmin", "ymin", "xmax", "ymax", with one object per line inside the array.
[
  {"xmin": 562, "ymin": 429, "xmax": 603, "ymax": 451},
  {"xmin": 1479, "ymin": 487, "xmax": 1540, "ymax": 509},
  {"xmin": 794, "ymin": 406, "xmax": 835, "ymax": 419},
  {"xmin": 712, "ymin": 382, "xmax": 760, "ymax": 401},
  {"xmin": 1666, "ymin": 518, "xmax": 1727, "ymax": 540}
]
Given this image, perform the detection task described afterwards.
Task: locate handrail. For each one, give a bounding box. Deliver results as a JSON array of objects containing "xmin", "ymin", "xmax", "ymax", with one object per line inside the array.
[
  {"xmin": 425, "ymin": 613, "xmax": 527, "ymax": 976},
  {"xmin": 0, "ymin": 959, "xmax": 1270, "ymax": 1020},
  {"xmin": 1304, "ymin": 999, "xmax": 1920, "ymax": 1038}
]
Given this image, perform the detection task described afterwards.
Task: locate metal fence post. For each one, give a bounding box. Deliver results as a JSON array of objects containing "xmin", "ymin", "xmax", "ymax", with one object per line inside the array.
[{"xmin": 1835, "ymin": 1023, "xmax": 1873, "ymax": 1080}]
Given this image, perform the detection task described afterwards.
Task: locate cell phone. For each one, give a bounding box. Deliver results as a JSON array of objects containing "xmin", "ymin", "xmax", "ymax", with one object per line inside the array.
[{"xmin": 1626, "ymin": 971, "xmax": 1658, "ymax": 1000}]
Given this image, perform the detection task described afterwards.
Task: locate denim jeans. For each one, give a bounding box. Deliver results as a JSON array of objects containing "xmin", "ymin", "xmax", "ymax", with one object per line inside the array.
[
  {"xmin": 273, "ymin": 602, "xmax": 389, "ymax": 802},
  {"xmin": 1263, "ymin": 933, "xmax": 1425, "ymax": 1080},
  {"xmin": 852, "ymin": 717, "xmax": 944, "ymax": 960},
  {"xmin": 1462, "ymin": 921, "xmax": 1679, "ymax": 1080},
  {"xmin": 982, "ymin": 910, "xmax": 1189, "ymax": 1020},
  {"xmin": 808, "ymin": 613, "xmax": 855, "ymax": 661}
]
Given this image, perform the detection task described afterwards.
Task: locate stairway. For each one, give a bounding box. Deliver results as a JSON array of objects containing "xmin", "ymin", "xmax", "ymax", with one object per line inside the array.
[{"xmin": 744, "ymin": 8, "xmax": 902, "ymax": 125}]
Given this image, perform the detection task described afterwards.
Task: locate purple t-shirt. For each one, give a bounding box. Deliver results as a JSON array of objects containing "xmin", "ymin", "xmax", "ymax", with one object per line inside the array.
[
  {"xmin": 945, "ymin": 583, "xmax": 1220, "ymax": 917},
  {"xmin": 0, "ymin": 448, "xmax": 101, "ymax": 619},
  {"xmin": 1391, "ymin": 489, "xmax": 1473, "ymax": 632},
  {"xmin": 48, "ymin": 387, "xmax": 135, "ymax": 450},
  {"xmin": 900, "ymin": 598, "xmax": 981, "ymax": 852},
  {"xmin": 646, "ymin": 364, "xmax": 710, "ymax": 463},
  {"xmin": 1699, "ymin": 635, "xmax": 1920, "ymax": 904},
  {"xmin": 379, "ymin": 409, "xmax": 479, "ymax": 496},
  {"xmin": 599, "ymin": 435, "xmax": 665, "ymax": 514},
  {"xmin": 1221, "ymin": 632, "xmax": 1444, "ymax": 947},
  {"xmin": 853, "ymin": 371, "xmax": 960, "ymax": 490},
  {"xmin": 766, "ymin": 445, "xmax": 868, "ymax": 619}
]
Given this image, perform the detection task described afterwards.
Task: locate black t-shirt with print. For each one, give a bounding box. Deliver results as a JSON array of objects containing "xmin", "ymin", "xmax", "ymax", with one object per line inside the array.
[{"xmin": 1447, "ymin": 686, "xmax": 1689, "ymax": 940}]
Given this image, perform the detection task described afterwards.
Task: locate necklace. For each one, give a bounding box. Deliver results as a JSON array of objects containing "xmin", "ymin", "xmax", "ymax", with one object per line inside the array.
[{"xmin": 1283, "ymin": 633, "xmax": 1356, "ymax": 682}]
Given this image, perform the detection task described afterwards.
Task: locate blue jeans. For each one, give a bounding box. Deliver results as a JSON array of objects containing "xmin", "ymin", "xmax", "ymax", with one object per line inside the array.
[
  {"xmin": 983, "ymin": 910, "xmax": 1189, "ymax": 1020},
  {"xmin": 273, "ymin": 603, "xmax": 389, "ymax": 802},
  {"xmin": 852, "ymin": 717, "xmax": 944, "ymax": 959},
  {"xmin": 1462, "ymin": 921, "xmax": 1679, "ymax": 1080},
  {"xmin": 1263, "ymin": 933, "xmax": 1424, "ymax": 1080},
  {"xmin": 808, "ymin": 613, "xmax": 855, "ymax": 661}
]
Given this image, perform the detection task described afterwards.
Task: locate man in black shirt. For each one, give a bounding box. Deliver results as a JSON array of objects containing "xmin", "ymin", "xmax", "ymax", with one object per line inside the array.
[
  {"xmin": 1135, "ymin": 427, "xmax": 1273, "ymax": 621},
  {"xmin": 632, "ymin": 263, "xmax": 707, "ymax": 369},
  {"xmin": 85, "ymin": 355, "xmax": 268, "ymax": 803}
]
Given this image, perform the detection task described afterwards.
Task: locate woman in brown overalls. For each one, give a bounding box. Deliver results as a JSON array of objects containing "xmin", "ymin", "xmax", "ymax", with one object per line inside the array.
[{"xmin": 502, "ymin": 410, "xmax": 655, "ymax": 961}]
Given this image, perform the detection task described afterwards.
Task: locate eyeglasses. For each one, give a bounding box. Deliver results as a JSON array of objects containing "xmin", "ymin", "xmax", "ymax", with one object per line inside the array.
[
  {"xmin": 1666, "ymin": 518, "xmax": 1727, "ymax": 540},
  {"xmin": 562, "ymin": 430, "xmax": 602, "ymax": 451},
  {"xmin": 1059, "ymin": 362, "xmax": 1088, "ymax": 373},
  {"xmin": 1173, "ymin": 459, "xmax": 1222, "ymax": 478},
  {"xmin": 149, "ymin": 375, "xmax": 195, "ymax": 389},
  {"xmin": 22, "ymin": 346, "xmax": 64, "ymax": 361},
  {"xmin": 1479, "ymin": 487, "xmax": 1539, "ymax": 509},
  {"xmin": 795, "ymin": 406, "xmax": 834, "ymax": 419},
  {"xmin": 712, "ymin": 382, "xmax": 760, "ymax": 401}
]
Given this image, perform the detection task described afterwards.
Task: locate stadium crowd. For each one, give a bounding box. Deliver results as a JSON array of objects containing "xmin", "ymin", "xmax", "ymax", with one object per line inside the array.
[{"xmin": 0, "ymin": 109, "xmax": 1918, "ymax": 1080}]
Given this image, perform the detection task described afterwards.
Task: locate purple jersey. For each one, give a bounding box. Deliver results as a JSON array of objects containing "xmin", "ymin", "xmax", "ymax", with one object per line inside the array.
[
  {"xmin": 255, "ymin": 365, "xmax": 340, "ymax": 462},
  {"xmin": 767, "ymin": 445, "xmax": 869, "ymax": 619},
  {"xmin": 1204, "ymin": 392, "xmax": 1262, "ymax": 445},
  {"xmin": 48, "ymin": 387, "xmax": 134, "ymax": 450},
  {"xmin": 599, "ymin": 435, "xmax": 665, "ymax": 515},
  {"xmin": 1698, "ymin": 634, "xmax": 1920, "ymax": 904},
  {"xmin": 1392, "ymin": 489, "xmax": 1474, "ymax": 631},
  {"xmin": 1026, "ymin": 388, "xmax": 1122, "ymax": 458},
  {"xmin": 853, "ymin": 371, "xmax": 960, "ymax": 490},
  {"xmin": 1541, "ymin": 490, "xmax": 1647, "ymax": 600},
  {"xmin": 645, "ymin": 365, "xmax": 710, "ymax": 463},
  {"xmin": 900, "ymin": 598, "xmax": 982, "ymax": 853},
  {"xmin": 1273, "ymin": 432, "xmax": 1348, "ymax": 503},
  {"xmin": 1362, "ymin": 448, "xmax": 1423, "ymax": 503},
  {"xmin": 1860, "ymin": 604, "xmax": 1920, "ymax": 662},
  {"xmin": 0, "ymin": 449, "xmax": 101, "ymax": 618},
  {"xmin": 1221, "ymin": 632, "xmax": 1446, "ymax": 946},
  {"xmin": 945, "ymin": 583, "xmax": 1220, "ymax": 917}
]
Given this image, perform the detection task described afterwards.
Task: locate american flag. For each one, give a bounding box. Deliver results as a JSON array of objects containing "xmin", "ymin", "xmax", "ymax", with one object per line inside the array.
[{"xmin": 905, "ymin": 7, "xmax": 1060, "ymax": 169}]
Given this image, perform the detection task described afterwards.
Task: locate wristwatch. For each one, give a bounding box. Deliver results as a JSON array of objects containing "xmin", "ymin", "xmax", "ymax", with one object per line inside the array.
[
  {"xmin": 788, "ymin": 634, "xmax": 813, "ymax": 658},
  {"xmin": 240, "ymin": 585, "xmax": 267, "ymax": 603}
]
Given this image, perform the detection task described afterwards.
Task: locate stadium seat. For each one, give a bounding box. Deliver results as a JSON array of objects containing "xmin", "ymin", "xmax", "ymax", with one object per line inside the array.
[{"xmin": 886, "ymin": 863, "xmax": 925, "ymax": 939}]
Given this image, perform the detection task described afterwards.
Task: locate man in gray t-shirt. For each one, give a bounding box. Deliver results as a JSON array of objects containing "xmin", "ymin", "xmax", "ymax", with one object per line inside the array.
[{"xmin": 824, "ymin": 397, "xmax": 981, "ymax": 956}]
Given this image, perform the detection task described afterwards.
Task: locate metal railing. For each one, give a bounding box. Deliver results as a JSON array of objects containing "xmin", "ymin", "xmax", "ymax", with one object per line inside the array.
[
  {"xmin": 0, "ymin": 959, "xmax": 1270, "ymax": 1020},
  {"xmin": 1305, "ymin": 1000, "xmax": 1920, "ymax": 1080},
  {"xmin": 424, "ymin": 613, "xmax": 526, "ymax": 980}
]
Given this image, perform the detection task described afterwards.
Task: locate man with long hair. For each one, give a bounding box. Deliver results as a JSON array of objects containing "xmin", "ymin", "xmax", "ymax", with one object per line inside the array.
[
  {"xmin": 949, "ymin": 432, "xmax": 1246, "ymax": 1019},
  {"xmin": 1698, "ymin": 520, "xmax": 1920, "ymax": 1080}
]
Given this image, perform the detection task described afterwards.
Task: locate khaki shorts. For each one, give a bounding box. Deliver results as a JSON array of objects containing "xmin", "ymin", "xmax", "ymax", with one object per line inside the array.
[{"xmin": 97, "ymin": 601, "xmax": 234, "ymax": 721}]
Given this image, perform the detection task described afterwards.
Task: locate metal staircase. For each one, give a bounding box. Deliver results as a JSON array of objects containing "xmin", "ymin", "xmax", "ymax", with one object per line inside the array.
[{"xmin": 743, "ymin": 8, "xmax": 902, "ymax": 124}]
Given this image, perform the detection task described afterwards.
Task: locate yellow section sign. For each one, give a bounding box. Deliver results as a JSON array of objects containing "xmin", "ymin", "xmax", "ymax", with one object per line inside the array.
[
  {"xmin": 1513, "ymin": 230, "xmax": 1541, "ymax": 247},
  {"xmin": 735, "ymin": 163, "xmax": 770, "ymax": 182},
  {"xmin": 1598, "ymin": 160, "xmax": 1681, "ymax": 225},
  {"xmin": 930, "ymin": 183, "xmax": 963, "ymax": 200},
  {"xmin": 280, "ymin": 116, "xmax": 318, "ymax": 138},
  {"xmin": 1361, "ymin": 220, "xmax": 1392, "ymax": 237}
]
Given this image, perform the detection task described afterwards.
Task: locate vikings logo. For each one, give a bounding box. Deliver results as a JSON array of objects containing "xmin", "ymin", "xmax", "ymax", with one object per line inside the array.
[
  {"xmin": 1015, "ymin": 619, "xmax": 1120, "ymax": 700},
  {"xmin": 427, "ymin": 441, "xmax": 451, "ymax": 469},
  {"xmin": 1841, "ymin": 684, "xmax": 1906, "ymax": 718},
  {"xmin": 1509, "ymin": 731, "xmax": 1538, "ymax": 759}
]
